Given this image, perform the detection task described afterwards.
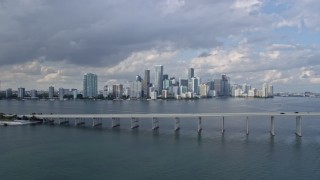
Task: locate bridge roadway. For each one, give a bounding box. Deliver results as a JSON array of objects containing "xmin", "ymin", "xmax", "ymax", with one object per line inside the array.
[{"xmin": 24, "ymin": 112, "xmax": 320, "ymax": 137}]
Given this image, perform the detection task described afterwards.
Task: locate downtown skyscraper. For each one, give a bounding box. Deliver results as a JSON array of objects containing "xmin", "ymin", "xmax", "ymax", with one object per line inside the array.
[
  {"xmin": 142, "ymin": 70, "xmax": 150, "ymax": 97},
  {"xmin": 83, "ymin": 73, "xmax": 98, "ymax": 98},
  {"xmin": 154, "ymin": 65, "xmax": 163, "ymax": 93}
]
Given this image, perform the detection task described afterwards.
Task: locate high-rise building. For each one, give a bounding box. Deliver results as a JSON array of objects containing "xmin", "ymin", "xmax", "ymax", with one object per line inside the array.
[
  {"xmin": 163, "ymin": 79, "xmax": 170, "ymax": 90},
  {"xmin": 18, "ymin": 87, "xmax": 25, "ymax": 98},
  {"xmin": 188, "ymin": 68, "xmax": 194, "ymax": 80},
  {"xmin": 214, "ymin": 79, "xmax": 222, "ymax": 96},
  {"xmin": 130, "ymin": 81, "xmax": 142, "ymax": 98},
  {"xmin": 268, "ymin": 85, "xmax": 274, "ymax": 97},
  {"xmin": 31, "ymin": 90, "xmax": 38, "ymax": 99},
  {"xmin": 163, "ymin": 74, "xmax": 169, "ymax": 80},
  {"xmin": 179, "ymin": 78, "xmax": 188, "ymax": 87},
  {"xmin": 112, "ymin": 84, "xmax": 123, "ymax": 99},
  {"xmin": 136, "ymin": 75, "xmax": 142, "ymax": 82},
  {"xmin": 154, "ymin": 65, "xmax": 163, "ymax": 93},
  {"xmin": 142, "ymin": 70, "xmax": 150, "ymax": 97},
  {"xmin": 199, "ymin": 84, "xmax": 208, "ymax": 97},
  {"xmin": 103, "ymin": 85, "xmax": 109, "ymax": 98},
  {"xmin": 221, "ymin": 74, "xmax": 230, "ymax": 96},
  {"xmin": 262, "ymin": 83, "xmax": 273, "ymax": 97},
  {"xmin": 83, "ymin": 73, "xmax": 98, "ymax": 98},
  {"xmin": 59, "ymin": 88, "xmax": 64, "ymax": 100},
  {"xmin": 191, "ymin": 77, "xmax": 199, "ymax": 95},
  {"xmin": 49, "ymin": 86, "xmax": 54, "ymax": 99},
  {"xmin": 5, "ymin": 88, "xmax": 12, "ymax": 98}
]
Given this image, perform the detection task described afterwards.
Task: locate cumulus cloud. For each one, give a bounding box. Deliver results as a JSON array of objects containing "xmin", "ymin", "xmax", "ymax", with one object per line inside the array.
[{"xmin": 0, "ymin": 0, "xmax": 319, "ymax": 92}]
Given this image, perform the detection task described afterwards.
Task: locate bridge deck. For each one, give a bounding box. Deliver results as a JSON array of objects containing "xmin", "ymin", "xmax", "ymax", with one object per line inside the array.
[{"xmin": 24, "ymin": 112, "xmax": 320, "ymax": 119}]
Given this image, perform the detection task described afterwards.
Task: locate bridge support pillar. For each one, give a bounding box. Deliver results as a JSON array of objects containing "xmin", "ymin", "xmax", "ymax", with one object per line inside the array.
[
  {"xmin": 75, "ymin": 118, "xmax": 85, "ymax": 126},
  {"xmin": 270, "ymin": 116, "xmax": 275, "ymax": 136},
  {"xmin": 198, "ymin": 117, "xmax": 202, "ymax": 133},
  {"xmin": 174, "ymin": 117, "xmax": 180, "ymax": 131},
  {"xmin": 59, "ymin": 118, "xmax": 69, "ymax": 125},
  {"xmin": 112, "ymin": 118, "xmax": 120, "ymax": 128},
  {"xmin": 221, "ymin": 117, "xmax": 225, "ymax": 134},
  {"xmin": 246, "ymin": 116, "xmax": 249, "ymax": 135},
  {"xmin": 296, "ymin": 116, "xmax": 302, "ymax": 137},
  {"xmin": 93, "ymin": 118, "xmax": 102, "ymax": 127},
  {"xmin": 131, "ymin": 118, "xmax": 139, "ymax": 129},
  {"xmin": 152, "ymin": 117, "xmax": 159, "ymax": 130}
]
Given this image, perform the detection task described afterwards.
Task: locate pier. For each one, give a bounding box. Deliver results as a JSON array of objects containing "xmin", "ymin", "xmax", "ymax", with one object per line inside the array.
[{"xmin": 24, "ymin": 112, "xmax": 320, "ymax": 137}]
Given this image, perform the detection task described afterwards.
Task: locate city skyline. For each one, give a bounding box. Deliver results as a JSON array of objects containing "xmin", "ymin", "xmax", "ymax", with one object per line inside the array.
[{"xmin": 0, "ymin": 1, "xmax": 319, "ymax": 92}]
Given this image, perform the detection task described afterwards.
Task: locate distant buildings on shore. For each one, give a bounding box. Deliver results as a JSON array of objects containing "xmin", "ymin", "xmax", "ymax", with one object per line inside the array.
[{"xmin": 0, "ymin": 66, "xmax": 277, "ymax": 100}]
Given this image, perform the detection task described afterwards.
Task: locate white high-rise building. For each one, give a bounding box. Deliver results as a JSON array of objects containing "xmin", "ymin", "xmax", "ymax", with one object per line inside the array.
[
  {"xmin": 83, "ymin": 73, "xmax": 98, "ymax": 98},
  {"xmin": 262, "ymin": 83, "xmax": 273, "ymax": 97}
]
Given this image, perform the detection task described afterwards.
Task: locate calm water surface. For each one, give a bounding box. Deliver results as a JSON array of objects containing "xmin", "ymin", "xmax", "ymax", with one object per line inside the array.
[{"xmin": 1, "ymin": 97, "xmax": 320, "ymax": 179}]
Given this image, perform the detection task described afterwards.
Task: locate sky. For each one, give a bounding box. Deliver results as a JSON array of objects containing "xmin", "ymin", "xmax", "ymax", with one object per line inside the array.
[{"xmin": 0, "ymin": 0, "xmax": 319, "ymax": 92}]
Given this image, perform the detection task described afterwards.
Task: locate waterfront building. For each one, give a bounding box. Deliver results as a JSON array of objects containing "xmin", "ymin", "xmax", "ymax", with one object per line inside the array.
[
  {"xmin": 248, "ymin": 88, "xmax": 257, "ymax": 97},
  {"xmin": 262, "ymin": 83, "xmax": 274, "ymax": 97},
  {"xmin": 163, "ymin": 79, "xmax": 170, "ymax": 90},
  {"xmin": 73, "ymin": 89, "xmax": 78, "ymax": 99},
  {"xmin": 130, "ymin": 81, "xmax": 142, "ymax": 98},
  {"xmin": 112, "ymin": 84, "xmax": 123, "ymax": 99},
  {"xmin": 49, "ymin": 86, "xmax": 54, "ymax": 99},
  {"xmin": 162, "ymin": 90, "xmax": 168, "ymax": 99},
  {"xmin": 154, "ymin": 65, "xmax": 164, "ymax": 93},
  {"xmin": 169, "ymin": 86, "xmax": 179, "ymax": 96},
  {"xmin": 199, "ymin": 84, "xmax": 208, "ymax": 97},
  {"xmin": 124, "ymin": 87, "xmax": 130, "ymax": 97},
  {"xmin": 242, "ymin": 83, "xmax": 251, "ymax": 94},
  {"xmin": 191, "ymin": 77, "xmax": 199, "ymax": 95},
  {"xmin": 18, "ymin": 87, "xmax": 25, "ymax": 98},
  {"xmin": 214, "ymin": 79, "xmax": 222, "ymax": 96},
  {"xmin": 103, "ymin": 85, "xmax": 109, "ymax": 98},
  {"xmin": 150, "ymin": 91, "xmax": 157, "ymax": 100},
  {"xmin": 222, "ymin": 74, "xmax": 230, "ymax": 96},
  {"xmin": 59, "ymin": 88, "xmax": 64, "ymax": 100},
  {"xmin": 180, "ymin": 86, "xmax": 188, "ymax": 94},
  {"xmin": 207, "ymin": 81, "xmax": 214, "ymax": 91},
  {"xmin": 31, "ymin": 90, "xmax": 38, "ymax": 99},
  {"xmin": 142, "ymin": 70, "xmax": 150, "ymax": 97},
  {"xmin": 83, "ymin": 73, "xmax": 98, "ymax": 98},
  {"xmin": 268, "ymin": 85, "xmax": 274, "ymax": 97},
  {"xmin": 234, "ymin": 88, "xmax": 242, "ymax": 97},
  {"xmin": 231, "ymin": 84, "xmax": 239, "ymax": 97},
  {"xmin": 5, "ymin": 88, "xmax": 12, "ymax": 98}
]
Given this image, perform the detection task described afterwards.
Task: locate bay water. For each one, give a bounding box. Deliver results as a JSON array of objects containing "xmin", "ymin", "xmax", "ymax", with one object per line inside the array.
[{"xmin": 1, "ymin": 97, "xmax": 320, "ymax": 179}]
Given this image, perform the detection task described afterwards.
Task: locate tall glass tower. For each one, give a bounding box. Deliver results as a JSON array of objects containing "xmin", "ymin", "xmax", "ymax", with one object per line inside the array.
[
  {"xmin": 143, "ymin": 70, "xmax": 150, "ymax": 97},
  {"xmin": 154, "ymin": 65, "xmax": 163, "ymax": 93},
  {"xmin": 83, "ymin": 73, "xmax": 98, "ymax": 98},
  {"xmin": 188, "ymin": 68, "xmax": 194, "ymax": 80}
]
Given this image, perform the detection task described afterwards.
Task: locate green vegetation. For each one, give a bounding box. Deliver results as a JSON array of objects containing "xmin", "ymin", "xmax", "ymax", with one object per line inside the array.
[{"xmin": 0, "ymin": 113, "xmax": 16, "ymax": 121}]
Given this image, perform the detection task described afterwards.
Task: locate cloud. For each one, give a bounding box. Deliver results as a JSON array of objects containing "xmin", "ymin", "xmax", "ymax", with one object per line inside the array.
[
  {"xmin": 0, "ymin": 0, "xmax": 319, "ymax": 92},
  {"xmin": 0, "ymin": 0, "xmax": 276, "ymax": 68},
  {"xmin": 275, "ymin": 0, "xmax": 320, "ymax": 31}
]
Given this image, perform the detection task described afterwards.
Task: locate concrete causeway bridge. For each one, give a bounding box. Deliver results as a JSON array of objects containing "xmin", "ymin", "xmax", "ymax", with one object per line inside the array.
[{"xmin": 25, "ymin": 112, "xmax": 320, "ymax": 137}]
